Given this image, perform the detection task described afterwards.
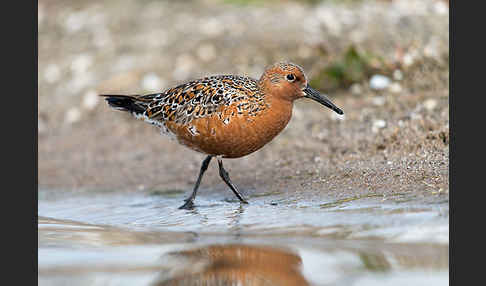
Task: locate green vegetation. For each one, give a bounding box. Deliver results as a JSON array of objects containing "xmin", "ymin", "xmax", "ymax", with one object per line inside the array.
[{"xmin": 309, "ymin": 45, "xmax": 388, "ymax": 92}]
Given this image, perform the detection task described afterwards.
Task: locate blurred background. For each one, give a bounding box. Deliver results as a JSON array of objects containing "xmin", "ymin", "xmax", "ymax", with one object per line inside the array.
[
  {"xmin": 38, "ymin": 1, "xmax": 449, "ymax": 284},
  {"xmin": 38, "ymin": 0, "xmax": 449, "ymax": 195}
]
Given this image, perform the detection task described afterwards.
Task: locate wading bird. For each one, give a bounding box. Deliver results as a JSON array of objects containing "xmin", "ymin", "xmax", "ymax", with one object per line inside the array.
[{"xmin": 102, "ymin": 62, "xmax": 343, "ymax": 209}]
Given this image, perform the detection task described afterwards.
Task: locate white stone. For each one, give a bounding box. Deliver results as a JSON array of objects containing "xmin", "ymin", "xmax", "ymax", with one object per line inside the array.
[
  {"xmin": 388, "ymin": 82, "xmax": 403, "ymax": 93},
  {"xmin": 65, "ymin": 107, "xmax": 81, "ymax": 124},
  {"xmin": 82, "ymin": 90, "xmax": 99, "ymax": 110},
  {"xmin": 423, "ymin": 99, "xmax": 438, "ymax": 111},
  {"xmin": 65, "ymin": 11, "xmax": 87, "ymax": 33},
  {"xmin": 68, "ymin": 73, "xmax": 94, "ymax": 94},
  {"xmin": 371, "ymin": 96, "xmax": 386, "ymax": 106},
  {"xmin": 403, "ymin": 52, "xmax": 416, "ymax": 67},
  {"xmin": 372, "ymin": 119, "xmax": 387, "ymax": 133},
  {"xmin": 71, "ymin": 54, "xmax": 93, "ymax": 74},
  {"xmin": 393, "ymin": 69, "xmax": 403, "ymax": 81},
  {"xmin": 142, "ymin": 73, "xmax": 163, "ymax": 91},
  {"xmin": 369, "ymin": 75, "xmax": 391, "ymax": 90},
  {"xmin": 433, "ymin": 1, "xmax": 449, "ymax": 15},
  {"xmin": 44, "ymin": 64, "xmax": 61, "ymax": 83}
]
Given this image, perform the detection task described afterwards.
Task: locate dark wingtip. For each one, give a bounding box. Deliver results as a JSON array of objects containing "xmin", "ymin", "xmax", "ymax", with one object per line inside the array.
[{"xmin": 101, "ymin": 94, "xmax": 145, "ymax": 114}]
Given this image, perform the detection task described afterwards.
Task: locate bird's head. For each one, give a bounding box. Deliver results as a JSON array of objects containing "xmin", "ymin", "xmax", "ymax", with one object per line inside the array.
[{"xmin": 259, "ymin": 62, "xmax": 343, "ymax": 115}]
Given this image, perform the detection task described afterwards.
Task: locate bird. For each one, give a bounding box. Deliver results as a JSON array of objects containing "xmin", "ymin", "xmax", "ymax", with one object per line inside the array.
[
  {"xmin": 155, "ymin": 244, "xmax": 309, "ymax": 285},
  {"xmin": 101, "ymin": 62, "xmax": 343, "ymax": 209}
]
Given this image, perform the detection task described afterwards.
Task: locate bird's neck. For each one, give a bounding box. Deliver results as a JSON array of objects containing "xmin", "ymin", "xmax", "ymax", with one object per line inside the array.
[{"xmin": 263, "ymin": 95, "xmax": 293, "ymax": 134}]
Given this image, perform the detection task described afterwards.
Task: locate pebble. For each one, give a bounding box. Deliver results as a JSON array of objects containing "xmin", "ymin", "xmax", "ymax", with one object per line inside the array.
[
  {"xmin": 65, "ymin": 107, "xmax": 81, "ymax": 124},
  {"xmin": 388, "ymin": 82, "xmax": 403, "ymax": 93},
  {"xmin": 423, "ymin": 99, "xmax": 438, "ymax": 111},
  {"xmin": 350, "ymin": 83, "xmax": 362, "ymax": 95},
  {"xmin": 68, "ymin": 73, "xmax": 94, "ymax": 94},
  {"xmin": 369, "ymin": 75, "xmax": 391, "ymax": 90},
  {"xmin": 64, "ymin": 11, "xmax": 87, "ymax": 33},
  {"xmin": 372, "ymin": 119, "xmax": 387, "ymax": 133},
  {"xmin": 403, "ymin": 50, "xmax": 419, "ymax": 67},
  {"xmin": 44, "ymin": 64, "xmax": 61, "ymax": 84},
  {"xmin": 433, "ymin": 1, "xmax": 449, "ymax": 15},
  {"xmin": 142, "ymin": 73, "xmax": 163, "ymax": 91},
  {"xmin": 71, "ymin": 54, "xmax": 93, "ymax": 74},
  {"xmin": 371, "ymin": 96, "xmax": 386, "ymax": 106},
  {"xmin": 393, "ymin": 69, "xmax": 403, "ymax": 81},
  {"xmin": 82, "ymin": 90, "xmax": 99, "ymax": 110}
]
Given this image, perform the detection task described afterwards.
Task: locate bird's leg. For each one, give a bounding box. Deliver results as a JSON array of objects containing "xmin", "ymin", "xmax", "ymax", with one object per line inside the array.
[
  {"xmin": 217, "ymin": 158, "xmax": 249, "ymax": 204},
  {"xmin": 179, "ymin": 155, "xmax": 212, "ymax": 210}
]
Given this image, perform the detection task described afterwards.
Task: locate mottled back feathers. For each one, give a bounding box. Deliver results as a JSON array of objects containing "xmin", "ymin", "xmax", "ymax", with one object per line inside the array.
[{"xmin": 126, "ymin": 75, "xmax": 268, "ymax": 126}]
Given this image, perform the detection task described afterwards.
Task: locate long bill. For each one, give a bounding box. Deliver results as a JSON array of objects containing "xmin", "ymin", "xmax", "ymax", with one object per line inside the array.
[{"xmin": 303, "ymin": 85, "xmax": 343, "ymax": 115}]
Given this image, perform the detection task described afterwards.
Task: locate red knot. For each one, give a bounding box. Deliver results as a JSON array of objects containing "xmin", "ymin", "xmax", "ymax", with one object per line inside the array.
[{"xmin": 101, "ymin": 62, "xmax": 343, "ymax": 209}]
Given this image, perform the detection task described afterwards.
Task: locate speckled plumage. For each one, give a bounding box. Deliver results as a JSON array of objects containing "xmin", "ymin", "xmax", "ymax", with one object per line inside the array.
[{"xmin": 101, "ymin": 62, "xmax": 343, "ymax": 208}]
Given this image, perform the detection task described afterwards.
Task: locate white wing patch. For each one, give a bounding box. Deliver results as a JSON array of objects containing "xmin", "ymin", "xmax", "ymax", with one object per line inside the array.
[{"xmin": 133, "ymin": 112, "xmax": 177, "ymax": 140}]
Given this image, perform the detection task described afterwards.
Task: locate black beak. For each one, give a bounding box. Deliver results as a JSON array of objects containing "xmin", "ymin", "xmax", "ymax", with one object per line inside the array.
[{"xmin": 303, "ymin": 85, "xmax": 343, "ymax": 115}]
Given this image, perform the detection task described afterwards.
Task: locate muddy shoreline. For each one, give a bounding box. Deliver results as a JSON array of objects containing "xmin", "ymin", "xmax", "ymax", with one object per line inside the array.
[{"xmin": 38, "ymin": 0, "xmax": 448, "ymax": 212}]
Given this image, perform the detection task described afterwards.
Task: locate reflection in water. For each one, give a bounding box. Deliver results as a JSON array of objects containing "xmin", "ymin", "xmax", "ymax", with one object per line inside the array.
[
  {"xmin": 154, "ymin": 244, "xmax": 309, "ymax": 286},
  {"xmin": 38, "ymin": 192, "xmax": 448, "ymax": 285},
  {"xmin": 226, "ymin": 204, "xmax": 245, "ymax": 234},
  {"xmin": 183, "ymin": 203, "xmax": 246, "ymax": 235},
  {"xmin": 38, "ymin": 216, "xmax": 197, "ymax": 247}
]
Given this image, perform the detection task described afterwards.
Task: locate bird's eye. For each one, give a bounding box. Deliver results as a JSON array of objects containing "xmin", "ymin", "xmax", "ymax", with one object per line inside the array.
[{"xmin": 286, "ymin": 74, "xmax": 296, "ymax": 82}]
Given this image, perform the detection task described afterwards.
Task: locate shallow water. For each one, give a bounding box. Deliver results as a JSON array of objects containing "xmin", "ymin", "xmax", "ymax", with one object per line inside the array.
[{"xmin": 38, "ymin": 190, "xmax": 448, "ymax": 285}]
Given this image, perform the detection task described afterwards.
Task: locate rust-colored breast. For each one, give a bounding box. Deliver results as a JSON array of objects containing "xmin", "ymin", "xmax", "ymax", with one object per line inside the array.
[{"xmin": 165, "ymin": 97, "xmax": 292, "ymax": 158}]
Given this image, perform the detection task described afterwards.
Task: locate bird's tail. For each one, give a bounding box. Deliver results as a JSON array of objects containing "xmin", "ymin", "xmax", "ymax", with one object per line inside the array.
[{"xmin": 100, "ymin": 94, "xmax": 148, "ymax": 115}]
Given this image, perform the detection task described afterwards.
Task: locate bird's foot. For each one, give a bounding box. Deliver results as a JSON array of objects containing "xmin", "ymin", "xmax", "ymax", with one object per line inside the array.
[{"xmin": 178, "ymin": 199, "xmax": 195, "ymax": 210}]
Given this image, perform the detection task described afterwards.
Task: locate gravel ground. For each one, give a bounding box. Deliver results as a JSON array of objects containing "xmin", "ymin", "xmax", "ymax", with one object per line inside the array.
[{"xmin": 38, "ymin": 0, "xmax": 449, "ymax": 204}]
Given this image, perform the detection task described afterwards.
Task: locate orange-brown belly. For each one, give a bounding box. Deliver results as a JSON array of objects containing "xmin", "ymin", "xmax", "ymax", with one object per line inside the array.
[{"xmin": 165, "ymin": 102, "xmax": 292, "ymax": 158}]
